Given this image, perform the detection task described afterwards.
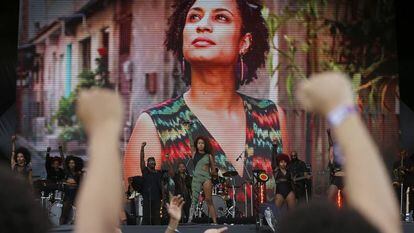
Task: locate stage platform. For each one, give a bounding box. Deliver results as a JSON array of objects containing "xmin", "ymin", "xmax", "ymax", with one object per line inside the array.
[{"xmin": 50, "ymin": 222, "xmax": 414, "ymax": 233}]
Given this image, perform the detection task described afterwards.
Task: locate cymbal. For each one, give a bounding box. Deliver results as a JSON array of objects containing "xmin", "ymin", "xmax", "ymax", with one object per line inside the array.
[{"xmin": 223, "ymin": 170, "xmax": 238, "ymax": 177}]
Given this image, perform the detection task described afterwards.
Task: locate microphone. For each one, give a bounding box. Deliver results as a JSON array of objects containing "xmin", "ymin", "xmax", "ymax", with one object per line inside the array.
[{"xmin": 236, "ymin": 151, "xmax": 244, "ymax": 161}]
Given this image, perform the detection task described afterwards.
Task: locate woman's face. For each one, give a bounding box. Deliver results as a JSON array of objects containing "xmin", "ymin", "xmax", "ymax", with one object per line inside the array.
[
  {"xmin": 279, "ymin": 160, "xmax": 287, "ymax": 169},
  {"xmin": 178, "ymin": 163, "xmax": 187, "ymax": 173},
  {"xmin": 68, "ymin": 160, "xmax": 76, "ymax": 170},
  {"xmin": 16, "ymin": 153, "xmax": 26, "ymax": 165},
  {"xmin": 183, "ymin": 0, "xmax": 248, "ymax": 66},
  {"xmin": 197, "ymin": 139, "xmax": 206, "ymax": 152}
]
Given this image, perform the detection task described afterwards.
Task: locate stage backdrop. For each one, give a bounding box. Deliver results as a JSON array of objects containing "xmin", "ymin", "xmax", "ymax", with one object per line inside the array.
[{"xmin": 16, "ymin": 0, "xmax": 400, "ymax": 207}]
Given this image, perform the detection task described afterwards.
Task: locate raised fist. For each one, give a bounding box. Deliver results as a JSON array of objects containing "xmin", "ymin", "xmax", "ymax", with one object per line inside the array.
[
  {"xmin": 296, "ymin": 72, "xmax": 354, "ymax": 116},
  {"xmin": 76, "ymin": 88, "xmax": 124, "ymax": 135},
  {"xmin": 141, "ymin": 142, "xmax": 147, "ymax": 148}
]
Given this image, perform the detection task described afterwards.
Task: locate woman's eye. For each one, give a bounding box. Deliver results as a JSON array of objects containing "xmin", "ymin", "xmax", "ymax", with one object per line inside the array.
[
  {"xmin": 188, "ymin": 13, "xmax": 201, "ymax": 22},
  {"xmin": 216, "ymin": 14, "xmax": 229, "ymax": 22}
]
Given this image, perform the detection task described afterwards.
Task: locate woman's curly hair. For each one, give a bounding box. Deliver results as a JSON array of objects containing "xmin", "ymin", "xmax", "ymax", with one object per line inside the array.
[
  {"xmin": 194, "ymin": 136, "xmax": 213, "ymax": 155},
  {"xmin": 165, "ymin": 0, "xmax": 270, "ymax": 87},
  {"xmin": 14, "ymin": 147, "xmax": 31, "ymax": 165}
]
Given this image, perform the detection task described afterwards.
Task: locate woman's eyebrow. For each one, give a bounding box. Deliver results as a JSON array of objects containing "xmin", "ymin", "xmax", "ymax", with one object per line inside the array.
[
  {"xmin": 189, "ymin": 7, "xmax": 234, "ymax": 16},
  {"xmin": 213, "ymin": 8, "xmax": 234, "ymax": 16},
  {"xmin": 189, "ymin": 7, "xmax": 203, "ymax": 13}
]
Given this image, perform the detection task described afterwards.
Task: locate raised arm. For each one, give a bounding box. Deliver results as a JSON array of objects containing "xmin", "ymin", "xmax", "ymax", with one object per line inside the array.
[
  {"xmin": 124, "ymin": 113, "xmax": 162, "ymax": 186},
  {"xmin": 11, "ymin": 135, "xmax": 16, "ymax": 169},
  {"xmin": 297, "ymin": 72, "xmax": 401, "ymax": 233},
  {"xmin": 45, "ymin": 146, "xmax": 51, "ymax": 172},
  {"xmin": 58, "ymin": 145, "xmax": 65, "ymax": 164},
  {"xmin": 209, "ymin": 154, "xmax": 217, "ymax": 177},
  {"xmin": 74, "ymin": 89, "xmax": 124, "ymax": 233},
  {"xmin": 140, "ymin": 142, "xmax": 147, "ymax": 174}
]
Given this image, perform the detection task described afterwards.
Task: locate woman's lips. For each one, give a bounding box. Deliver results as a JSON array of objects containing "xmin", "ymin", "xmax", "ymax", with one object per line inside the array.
[{"xmin": 192, "ymin": 37, "xmax": 216, "ymax": 47}]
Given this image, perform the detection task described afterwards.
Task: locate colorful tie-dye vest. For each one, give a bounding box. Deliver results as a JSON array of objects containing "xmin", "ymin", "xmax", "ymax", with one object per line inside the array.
[{"xmin": 144, "ymin": 92, "xmax": 283, "ymax": 203}]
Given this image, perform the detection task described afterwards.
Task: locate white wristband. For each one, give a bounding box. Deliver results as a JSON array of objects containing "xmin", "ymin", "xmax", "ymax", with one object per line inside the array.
[{"xmin": 327, "ymin": 105, "xmax": 358, "ymax": 127}]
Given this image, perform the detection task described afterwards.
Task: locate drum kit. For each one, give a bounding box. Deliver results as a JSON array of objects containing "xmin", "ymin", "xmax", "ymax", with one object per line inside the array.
[
  {"xmin": 195, "ymin": 169, "xmax": 271, "ymax": 220},
  {"xmin": 35, "ymin": 180, "xmax": 76, "ymax": 226},
  {"xmin": 196, "ymin": 170, "xmax": 241, "ymax": 219}
]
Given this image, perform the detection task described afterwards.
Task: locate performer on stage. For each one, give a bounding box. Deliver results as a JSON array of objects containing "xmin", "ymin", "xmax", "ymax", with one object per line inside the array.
[
  {"xmin": 60, "ymin": 155, "xmax": 84, "ymax": 225},
  {"xmin": 273, "ymin": 153, "xmax": 296, "ymax": 210},
  {"xmin": 11, "ymin": 136, "xmax": 32, "ymax": 185},
  {"xmin": 167, "ymin": 158, "xmax": 192, "ymax": 223},
  {"xmin": 124, "ymin": 0, "xmax": 287, "ymax": 206},
  {"xmin": 327, "ymin": 145, "xmax": 345, "ymax": 202},
  {"xmin": 45, "ymin": 146, "xmax": 65, "ymax": 184},
  {"xmin": 288, "ymin": 151, "xmax": 311, "ymax": 202},
  {"xmin": 140, "ymin": 142, "xmax": 163, "ymax": 225},
  {"xmin": 189, "ymin": 136, "xmax": 218, "ymax": 224}
]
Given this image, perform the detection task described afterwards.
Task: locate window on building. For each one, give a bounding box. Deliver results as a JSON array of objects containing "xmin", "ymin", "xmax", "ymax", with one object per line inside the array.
[
  {"xmin": 119, "ymin": 15, "xmax": 131, "ymax": 55},
  {"xmin": 80, "ymin": 37, "xmax": 91, "ymax": 70},
  {"xmin": 102, "ymin": 29, "xmax": 109, "ymax": 68}
]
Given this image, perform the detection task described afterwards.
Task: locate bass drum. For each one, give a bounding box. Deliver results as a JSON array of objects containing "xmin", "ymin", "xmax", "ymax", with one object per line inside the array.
[
  {"xmin": 49, "ymin": 201, "xmax": 76, "ymax": 226},
  {"xmin": 202, "ymin": 195, "xmax": 227, "ymax": 218}
]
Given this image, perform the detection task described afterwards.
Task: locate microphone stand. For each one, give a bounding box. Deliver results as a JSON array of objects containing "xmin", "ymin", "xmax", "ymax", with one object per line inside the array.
[{"xmin": 241, "ymin": 151, "xmax": 253, "ymax": 217}]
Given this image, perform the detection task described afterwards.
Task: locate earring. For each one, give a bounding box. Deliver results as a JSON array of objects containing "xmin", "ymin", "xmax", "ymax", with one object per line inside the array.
[
  {"xmin": 238, "ymin": 53, "xmax": 248, "ymax": 85},
  {"xmin": 240, "ymin": 54, "xmax": 245, "ymax": 83},
  {"xmin": 181, "ymin": 58, "xmax": 186, "ymax": 75}
]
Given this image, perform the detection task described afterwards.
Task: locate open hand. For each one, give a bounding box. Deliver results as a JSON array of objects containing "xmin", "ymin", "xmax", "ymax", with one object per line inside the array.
[{"xmin": 167, "ymin": 195, "xmax": 185, "ymax": 222}]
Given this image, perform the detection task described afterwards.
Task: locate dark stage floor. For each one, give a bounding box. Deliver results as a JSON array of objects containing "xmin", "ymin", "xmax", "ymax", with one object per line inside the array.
[{"xmin": 50, "ymin": 222, "xmax": 414, "ymax": 233}]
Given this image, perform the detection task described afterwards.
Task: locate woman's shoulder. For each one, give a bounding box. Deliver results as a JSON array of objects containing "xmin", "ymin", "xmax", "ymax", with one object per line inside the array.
[
  {"xmin": 143, "ymin": 95, "xmax": 185, "ymax": 117},
  {"xmin": 238, "ymin": 92, "xmax": 278, "ymax": 111}
]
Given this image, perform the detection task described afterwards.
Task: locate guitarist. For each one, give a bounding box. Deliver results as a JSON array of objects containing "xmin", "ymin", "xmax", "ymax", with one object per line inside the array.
[{"xmin": 288, "ymin": 151, "xmax": 311, "ymax": 202}]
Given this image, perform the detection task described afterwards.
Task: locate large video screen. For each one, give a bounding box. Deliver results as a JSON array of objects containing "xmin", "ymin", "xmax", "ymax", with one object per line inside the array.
[{"xmin": 16, "ymin": 0, "xmax": 400, "ymax": 210}]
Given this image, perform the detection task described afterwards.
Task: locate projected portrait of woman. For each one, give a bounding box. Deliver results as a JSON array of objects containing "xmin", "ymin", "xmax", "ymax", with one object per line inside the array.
[{"xmin": 124, "ymin": 0, "xmax": 285, "ymax": 203}]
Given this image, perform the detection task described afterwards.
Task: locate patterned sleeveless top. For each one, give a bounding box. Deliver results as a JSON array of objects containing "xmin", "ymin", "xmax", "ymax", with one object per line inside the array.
[{"xmin": 144, "ymin": 92, "xmax": 283, "ymax": 202}]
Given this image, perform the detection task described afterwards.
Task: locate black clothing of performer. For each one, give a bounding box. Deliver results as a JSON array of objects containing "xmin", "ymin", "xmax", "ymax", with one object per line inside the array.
[
  {"xmin": 45, "ymin": 152, "xmax": 65, "ymax": 184},
  {"xmin": 60, "ymin": 170, "xmax": 82, "ymax": 225},
  {"xmin": 328, "ymin": 160, "xmax": 344, "ymax": 190},
  {"xmin": 274, "ymin": 168, "xmax": 294, "ymax": 198},
  {"xmin": 173, "ymin": 172, "xmax": 192, "ymax": 222},
  {"xmin": 288, "ymin": 158, "xmax": 311, "ymax": 201},
  {"xmin": 142, "ymin": 167, "xmax": 163, "ymax": 225}
]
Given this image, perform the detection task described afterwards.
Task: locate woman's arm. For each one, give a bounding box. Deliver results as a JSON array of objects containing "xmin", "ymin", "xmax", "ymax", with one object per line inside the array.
[
  {"xmin": 297, "ymin": 72, "xmax": 401, "ymax": 233},
  {"xmin": 11, "ymin": 135, "xmax": 16, "ymax": 169},
  {"xmin": 124, "ymin": 113, "xmax": 161, "ymax": 186},
  {"xmin": 59, "ymin": 145, "xmax": 65, "ymax": 165},
  {"xmin": 45, "ymin": 147, "xmax": 51, "ymax": 172},
  {"xmin": 74, "ymin": 89, "xmax": 124, "ymax": 233},
  {"xmin": 209, "ymin": 154, "xmax": 217, "ymax": 176}
]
